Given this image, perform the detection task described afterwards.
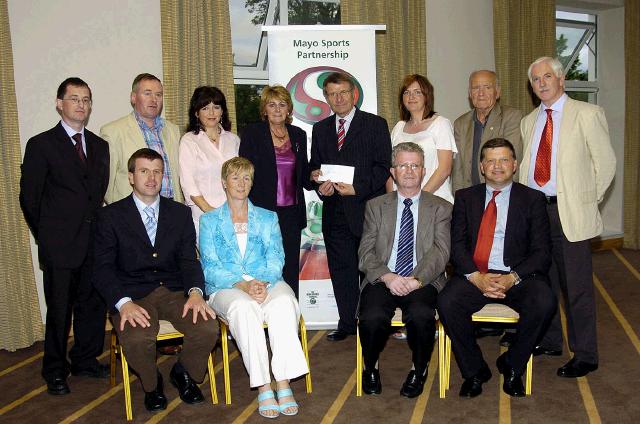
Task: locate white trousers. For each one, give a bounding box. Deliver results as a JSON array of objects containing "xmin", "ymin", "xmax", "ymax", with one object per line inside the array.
[{"xmin": 209, "ymin": 282, "xmax": 309, "ymax": 387}]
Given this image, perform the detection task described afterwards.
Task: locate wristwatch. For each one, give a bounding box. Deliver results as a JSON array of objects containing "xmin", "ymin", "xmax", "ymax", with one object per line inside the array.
[{"xmin": 510, "ymin": 271, "xmax": 521, "ymax": 286}]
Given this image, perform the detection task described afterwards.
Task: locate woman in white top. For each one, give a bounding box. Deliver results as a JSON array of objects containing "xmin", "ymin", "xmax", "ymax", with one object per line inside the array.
[
  {"xmin": 388, "ymin": 74, "xmax": 457, "ymax": 203},
  {"xmin": 179, "ymin": 86, "xmax": 240, "ymax": 239}
]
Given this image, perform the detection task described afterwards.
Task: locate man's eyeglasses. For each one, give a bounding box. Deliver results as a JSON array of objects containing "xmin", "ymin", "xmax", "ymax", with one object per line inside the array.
[
  {"xmin": 325, "ymin": 89, "xmax": 352, "ymax": 100},
  {"xmin": 395, "ymin": 163, "xmax": 423, "ymax": 171},
  {"xmin": 62, "ymin": 96, "xmax": 92, "ymax": 106}
]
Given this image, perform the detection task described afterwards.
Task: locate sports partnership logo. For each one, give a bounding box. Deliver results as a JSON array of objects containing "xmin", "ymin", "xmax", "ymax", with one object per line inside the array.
[{"xmin": 286, "ymin": 66, "xmax": 364, "ymax": 125}]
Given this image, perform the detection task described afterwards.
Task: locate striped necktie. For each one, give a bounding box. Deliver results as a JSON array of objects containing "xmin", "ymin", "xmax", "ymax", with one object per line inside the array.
[
  {"xmin": 337, "ymin": 118, "xmax": 346, "ymax": 151},
  {"xmin": 395, "ymin": 198, "xmax": 414, "ymax": 277},
  {"xmin": 143, "ymin": 206, "xmax": 157, "ymax": 246}
]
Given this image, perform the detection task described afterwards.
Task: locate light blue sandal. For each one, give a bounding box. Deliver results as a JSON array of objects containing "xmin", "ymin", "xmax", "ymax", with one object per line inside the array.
[
  {"xmin": 276, "ymin": 388, "xmax": 299, "ymax": 416},
  {"xmin": 257, "ymin": 390, "xmax": 280, "ymax": 419}
]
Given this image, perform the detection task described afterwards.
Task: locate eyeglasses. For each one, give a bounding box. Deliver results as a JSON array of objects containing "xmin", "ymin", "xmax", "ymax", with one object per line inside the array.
[
  {"xmin": 325, "ymin": 89, "xmax": 352, "ymax": 100},
  {"xmin": 402, "ymin": 89, "xmax": 424, "ymax": 97},
  {"xmin": 395, "ymin": 163, "xmax": 423, "ymax": 171},
  {"xmin": 62, "ymin": 96, "xmax": 92, "ymax": 106}
]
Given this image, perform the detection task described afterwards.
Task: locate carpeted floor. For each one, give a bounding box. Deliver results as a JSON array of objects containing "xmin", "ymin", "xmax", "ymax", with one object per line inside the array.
[{"xmin": 1, "ymin": 248, "xmax": 639, "ymax": 423}]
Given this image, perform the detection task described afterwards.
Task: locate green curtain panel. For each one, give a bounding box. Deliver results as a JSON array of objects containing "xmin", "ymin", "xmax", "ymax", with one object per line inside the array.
[
  {"xmin": 0, "ymin": 0, "xmax": 45, "ymax": 351},
  {"xmin": 160, "ymin": 0, "xmax": 237, "ymax": 133},
  {"xmin": 341, "ymin": 0, "xmax": 427, "ymax": 127}
]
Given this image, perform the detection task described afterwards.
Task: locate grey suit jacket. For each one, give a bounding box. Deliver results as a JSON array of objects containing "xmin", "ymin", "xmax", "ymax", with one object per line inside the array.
[
  {"xmin": 452, "ymin": 103, "xmax": 523, "ymax": 193},
  {"xmin": 358, "ymin": 191, "xmax": 452, "ymax": 293}
]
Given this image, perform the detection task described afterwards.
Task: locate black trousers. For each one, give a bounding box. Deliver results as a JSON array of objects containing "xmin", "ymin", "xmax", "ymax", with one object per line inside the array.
[
  {"xmin": 41, "ymin": 259, "xmax": 106, "ymax": 381},
  {"xmin": 539, "ymin": 203, "xmax": 598, "ymax": 363},
  {"xmin": 324, "ymin": 204, "xmax": 361, "ymax": 334},
  {"xmin": 437, "ymin": 275, "xmax": 556, "ymax": 378},
  {"xmin": 359, "ymin": 283, "xmax": 438, "ymax": 374},
  {"xmin": 276, "ymin": 205, "xmax": 302, "ymax": 298}
]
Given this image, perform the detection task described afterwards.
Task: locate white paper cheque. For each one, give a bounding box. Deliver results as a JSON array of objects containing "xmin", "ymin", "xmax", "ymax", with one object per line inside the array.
[{"xmin": 318, "ymin": 164, "xmax": 355, "ymax": 185}]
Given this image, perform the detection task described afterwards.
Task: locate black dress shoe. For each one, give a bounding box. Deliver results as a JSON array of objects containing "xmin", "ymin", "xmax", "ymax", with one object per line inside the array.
[
  {"xmin": 532, "ymin": 345, "xmax": 563, "ymax": 356},
  {"xmin": 459, "ymin": 366, "xmax": 492, "ymax": 398},
  {"xmin": 71, "ymin": 363, "xmax": 110, "ymax": 378},
  {"xmin": 496, "ymin": 353, "xmax": 525, "ymax": 397},
  {"xmin": 326, "ymin": 329, "xmax": 350, "ymax": 341},
  {"xmin": 557, "ymin": 358, "xmax": 598, "ymax": 378},
  {"xmin": 400, "ymin": 370, "xmax": 426, "ymax": 398},
  {"xmin": 499, "ymin": 332, "xmax": 516, "ymax": 347},
  {"xmin": 144, "ymin": 373, "xmax": 168, "ymax": 412},
  {"xmin": 170, "ymin": 362, "xmax": 204, "ymax": 404},
  {"xmin": 47, "ymin": 376, "xmax": 70, "ymax": 396},
  {"xmin": 362, "ymin": 368, "xmax": 382, "ymax": 395},
  {"xmin": 474, "ymin": 327, "xmax": 505, "ymax": 338}
]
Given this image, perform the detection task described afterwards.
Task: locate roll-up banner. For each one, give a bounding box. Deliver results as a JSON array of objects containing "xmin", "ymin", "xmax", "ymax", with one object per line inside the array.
[{"xmin": 264, "ymin": 25, "xmax": 385, "ymax": 329}]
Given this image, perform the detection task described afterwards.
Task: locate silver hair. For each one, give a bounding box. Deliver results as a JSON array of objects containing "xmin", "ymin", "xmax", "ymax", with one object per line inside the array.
[
  {"xmin": 527, "ymin": 57, "xmax": 564, "ymax": 83},
  {"xmin": 468, "ymin": 70, "xmax": 500, "ymax": 88},
  {"xmin": 391, "ymin": 142, "xmax": 425, "ymax": 167}
]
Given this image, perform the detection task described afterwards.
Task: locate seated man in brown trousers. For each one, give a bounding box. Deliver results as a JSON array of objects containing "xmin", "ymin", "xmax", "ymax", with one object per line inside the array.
[{"xmin": 93, "ymin": 148, "xmax": 217, "ymax": 412}]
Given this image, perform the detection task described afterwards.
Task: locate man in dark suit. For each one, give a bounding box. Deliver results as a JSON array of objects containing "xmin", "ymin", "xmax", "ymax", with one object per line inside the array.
[
  {"xmin": 437, "ymin": 138, "xmax": 556, "ymax": 398},
  {"xmin": 20, "ymin": 77, "xmax": 110, "ymax": 395},
  {"xmin": 310, "ymin": 72, "xmax": 392, "ymax": 341},
  {"xmin": 358, "ymin": 142, "xmax": 451, "ymax": 397},
  {"xmin": 93, "ymin": 148, "xmax": 217, "ymax": 412}
]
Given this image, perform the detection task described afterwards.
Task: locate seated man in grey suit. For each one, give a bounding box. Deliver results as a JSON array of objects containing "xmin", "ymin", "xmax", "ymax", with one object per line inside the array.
[
  {"xmin": 358, "ymin": 142, "xmax": 452, "ymax": 397},
  {"xmin": 93, "ymin": 148, "xmax": 217, "ymax": 413}
]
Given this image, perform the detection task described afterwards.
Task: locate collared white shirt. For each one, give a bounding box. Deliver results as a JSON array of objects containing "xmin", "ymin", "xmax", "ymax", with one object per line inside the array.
[
  {"xmin": 334, "ymin": 106, "xmax": 357, "ymax": 136},
  {"xmin": 485, "ymin": 182, "xmax": 512, "ymax": 272},
  {"xmin": 60, "ymin": 119, "xmax": 86, "ymax": 155},
  {"xmin": 527, "ymin": 93, "xmax": 568, "ymax": 196},
  {"xmin": 387, "ymin": 191, "xmax": 421, "ymax": 273}
]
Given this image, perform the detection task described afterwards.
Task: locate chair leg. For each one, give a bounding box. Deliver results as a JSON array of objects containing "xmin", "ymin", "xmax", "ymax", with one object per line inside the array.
[
  {"xmin": 220, "ymin": 320, "xmax": 231, "ymax": 405},
  {"xmin": 445, "ymin": 334, "xmax": 451, "ymax": 390},
  {"xmin": 120, "ymin": 347, "xmax": 133, "ymax": 421},
  {"xmin": 525, "ymin": 354, "xmax": 533, "ymax": 395},
  {"xmin": 299, "ymin": 318, "xmax": 312, "ymax": 393},
  {"xmin": 207, "ymin": 352, "xmax": 218, "ymax": 404},
  {"xmin": 110, "ymin": 329, "xmax": 117, "ymax": 388},
  {"xmin": 438, "ymin": 321, "xmax": 446, "ymax": 398},
  {"xmin": 356, "ymin": 325, "xmax": 362, "ymax": 397}
]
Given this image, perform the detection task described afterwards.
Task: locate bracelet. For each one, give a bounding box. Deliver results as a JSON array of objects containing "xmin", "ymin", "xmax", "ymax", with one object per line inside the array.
[{"xmin": 510, "ymin": 271, "xmax": 521, "ymax": 286}]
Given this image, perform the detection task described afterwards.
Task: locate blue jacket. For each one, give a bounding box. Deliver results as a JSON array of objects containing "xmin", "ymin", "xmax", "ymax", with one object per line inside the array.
[{"xmin": 199, "ymin": 201, "xmax": 285, "ymax": 295}]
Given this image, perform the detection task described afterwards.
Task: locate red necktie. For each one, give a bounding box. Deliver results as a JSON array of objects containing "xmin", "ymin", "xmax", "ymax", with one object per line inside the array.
[
  {"xmin": 72, "ymin": 133, "xmax": 86, "ymax": 164},
  {"xmin": 337, "ymin": 118, "xmax": 346, "ymax": 151},
  {"xmin": 473, "ymin": 190, "xmax": 501, "ymax": 273},
  {"xmin": 534, "ymin": 109, "xmax": 553, "ymax": 186}
]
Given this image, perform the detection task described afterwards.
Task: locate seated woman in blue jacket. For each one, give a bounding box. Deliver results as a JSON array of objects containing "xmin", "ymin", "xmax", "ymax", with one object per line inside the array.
[{"xmin": 199, "ymin": 157, "xmax": 309, "ymax": 419}]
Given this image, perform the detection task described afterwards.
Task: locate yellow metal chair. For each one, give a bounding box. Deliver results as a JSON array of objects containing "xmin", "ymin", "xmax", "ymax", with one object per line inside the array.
[
  {"xmin": 218, "ymin": 316, "xmax": 312, "ymax": 404},
  {"xmin": 439, "ymin": 303, "xmax": 533, "ymax": 398},
  {"xmin": 110, "ymin": 320, "xmax": 218, "ymax": 420},
  {"xmin": 356, "ymin": 308, "xmax": 447, "ymax": 397}
]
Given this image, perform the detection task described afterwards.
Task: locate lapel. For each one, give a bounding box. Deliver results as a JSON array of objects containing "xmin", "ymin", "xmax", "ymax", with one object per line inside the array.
[
  {"xmin": 504, "ymin": 183, "xmax": 520, "ymax": 247},
  {"xmin": 54, "ymin": 122, "xmax": 88, "ymax": 177},
  {"xmin": 470, "ymin": 184, "xmax": 487, "ymax": 243},
  {"xmin": 482, "ymin": 103, "xmax": 503, "ymax": 143},
  {"xmin": 218, "ymin": 203, "xmax": 243, "ymax": 262},
  {"xmin": 461, "ymin": 112, "xmax": 474, "ymax": 158},
  {"xmin": 323, "ymin": 115, "xmax": 340, "ymax": 159},
  {"xmin": 340, "ymin": 108, "xmax": 363, "ymax": 153},
  {"xmin": 123, "ymin": 195, "xmax": 154, "ymax": 248},
  {"xmin": 557, "ymin": 97, "xmax": 577, "ymax": 164},
  {"xmin": 244, "ymin": 201, "xmax": 260, "ymax": 261},
  {"xmin": 154, "ymin": 197, "xmax": 176, "ymax": 249},
  {"xmin": 126, "ymin": 112, "xmax": 148, "ymax": 147},
  {"xmin": 380, "ymin": 192, "xmax": 399, "ymax": 262},
  {"xmin": 415, "ymin": 191, "xmax": 434, "ymax": 255}
]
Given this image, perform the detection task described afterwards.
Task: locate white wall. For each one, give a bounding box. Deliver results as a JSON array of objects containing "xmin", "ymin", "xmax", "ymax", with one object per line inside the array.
[
  {"xmin": 8, "ymin": 0, "xmax": 164, "ymax": 321},
  {"xmin": 426, "ymin": 0, "xmax": 495, "ymax": 121}
]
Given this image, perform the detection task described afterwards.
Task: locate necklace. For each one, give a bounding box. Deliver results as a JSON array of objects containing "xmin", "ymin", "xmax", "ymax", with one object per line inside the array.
[
  {"xmin": 206, "ymin": 126, "xmax": 222, "ymax": 144},
  {"xmin": 270, "ymin": 126, "xmax": 288, "ymax": 144}
]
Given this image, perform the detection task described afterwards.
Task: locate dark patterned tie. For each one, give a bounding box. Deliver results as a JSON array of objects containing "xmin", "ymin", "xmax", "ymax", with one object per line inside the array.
[
  {"xmin": 72, "ymin": 133, "xmax": 86, "ymax": 164},
  {"xmin": 395, "ymin": 198, "xmax": 414, "ymax": 277}
]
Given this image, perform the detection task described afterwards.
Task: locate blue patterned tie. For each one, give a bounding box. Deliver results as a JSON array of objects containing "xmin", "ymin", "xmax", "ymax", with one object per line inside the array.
[
  {"xmin": 143, "ymin": 206, "xmax": 157, "ymax": 246},
  {"xmin": 395, "ymin": 198, "xmax": 414, "ymax": 277}
]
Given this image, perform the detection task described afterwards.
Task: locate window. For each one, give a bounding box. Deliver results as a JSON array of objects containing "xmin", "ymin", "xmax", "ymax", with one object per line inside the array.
[
  {"xmin": 230, "ymin": 0, "xmax": 341, "ymax": 131},
  {"xmin": 556, "ymin": 10, "xmax": 598, "ymax": 103}
]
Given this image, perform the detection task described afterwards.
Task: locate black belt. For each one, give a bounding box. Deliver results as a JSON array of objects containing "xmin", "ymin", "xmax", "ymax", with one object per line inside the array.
[{"xmin": 545, "ymin": 196, "xmax": 557, "ymax": 204}]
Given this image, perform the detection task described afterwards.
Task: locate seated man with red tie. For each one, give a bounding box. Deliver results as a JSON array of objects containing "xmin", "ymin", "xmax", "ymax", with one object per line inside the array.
[{"xmin": 437, "ymin": 138, "xmax": 556, "ymax": 398}]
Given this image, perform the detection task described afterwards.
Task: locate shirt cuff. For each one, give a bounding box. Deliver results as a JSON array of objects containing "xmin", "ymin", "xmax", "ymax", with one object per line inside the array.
[
  {"xmin": 115, "ymin": 297, "xmax": 132, "ymax": 311},
  {"xmin": 188, "ymin": 287, "xmax": 204, "ymax": 297}
]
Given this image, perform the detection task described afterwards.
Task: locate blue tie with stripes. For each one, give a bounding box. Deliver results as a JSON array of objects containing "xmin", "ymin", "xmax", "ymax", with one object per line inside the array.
[
  {"xmin": 395, "ymin": 198, "xmax": 414, "ymax": 277},
  {"xmin": 143, "ymin": 205, "xmax": 157, "ymax": 246}
]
